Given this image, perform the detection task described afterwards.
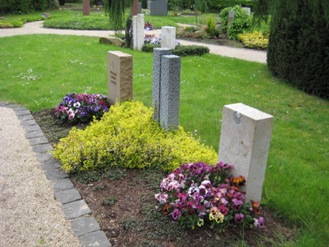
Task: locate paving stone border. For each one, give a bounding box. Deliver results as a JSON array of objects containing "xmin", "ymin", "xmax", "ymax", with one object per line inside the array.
[{"xmin": 0, "ymin": 102, "xmax": 112, "ymax": 247}]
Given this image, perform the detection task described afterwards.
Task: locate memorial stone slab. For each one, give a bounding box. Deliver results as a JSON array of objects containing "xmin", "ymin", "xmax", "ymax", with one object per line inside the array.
[
  {"xmin": 150, "ymin": 0, "xmax": 168, "ymax": 16},
  {"xmin": 159, "ymin": 55, "xmax": 181, "ymax": 130},
  {"xmin": 218, "ymin": 103, "xmax": 273, "ymax": 202},
  {"xmin": 108, "ymin": 51, "xmax": 133, "ymax": 105},
  {"xmin": 133, "ymin": 14, "xmax": 144, "ymax": 50},
  {"xmin": 152, "ymin": 48, "xmax": 172, "ymax": 122},
  {"xmin": 242, "ymin": 7, "xmax": 251, "ymax": 15},
  {"xmin": 161, "ymin": 26, "xmax": 176, "ymax": 49}
]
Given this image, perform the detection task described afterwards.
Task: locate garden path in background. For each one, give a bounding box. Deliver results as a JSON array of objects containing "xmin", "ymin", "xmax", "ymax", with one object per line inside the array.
[{"xmin": 0, "ymin": 21, "xmax": 267, "ymax": 64}]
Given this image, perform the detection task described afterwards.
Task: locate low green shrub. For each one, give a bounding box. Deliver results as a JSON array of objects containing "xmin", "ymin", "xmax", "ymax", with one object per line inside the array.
[
  {"xmin": 219, "ymin": 5, "xmax": 251, "ymax": 40},
  {"xmin": 53, "ymin": 101, "xmax": 217, "ymax": 173},
  {"xmin": 142, "ymin": 44, "xmax": 209, "ymax": 56},
  {"xmin": 173, "ymin": 45, "xmax": 210, "ymax": 56},
  {"xmin": 206, "ymin": 16, "xmax": 219, "ymax": 37},
  {"xmin": 237, "ymin": 31, "xmax": 268, "ymax": 50},
  {"xmin": 142, "ymin": 44, "xmax": 161, "ymax": 52},
  {"xmin": 1, "ymin": 19, "xmax": 24, "ymax": 28},
  {"xmin": 44, "ymin": 15, "xmax": 110, "ymax": 30}
]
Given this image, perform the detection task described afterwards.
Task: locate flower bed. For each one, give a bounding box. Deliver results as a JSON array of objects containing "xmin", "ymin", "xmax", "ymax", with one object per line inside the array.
[
  {"xmin": 54, "ymin": 93, "xmax": 111, "ymax": 124},
  {"xmin": 155, "ymin": 162, "xmax": 264, "ymax": 229}
]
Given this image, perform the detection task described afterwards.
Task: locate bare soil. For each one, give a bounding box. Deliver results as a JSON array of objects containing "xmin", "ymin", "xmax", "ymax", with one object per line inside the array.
[{"xmin": 32, "ymin": 109, "xmax": 296, "ymax": 247}]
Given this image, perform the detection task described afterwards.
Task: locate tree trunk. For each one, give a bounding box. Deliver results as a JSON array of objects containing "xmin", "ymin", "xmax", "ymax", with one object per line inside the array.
[{"xmin": 131, "ymin": 0, "xmax": 139, "ymax": 15}]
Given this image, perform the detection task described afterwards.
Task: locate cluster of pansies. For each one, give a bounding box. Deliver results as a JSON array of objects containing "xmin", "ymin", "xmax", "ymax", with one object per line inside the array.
[
  {"xmin": 144, "ymin": 21, "xmax": 154, "ymax": 30},
  {"xmin": 54, "ymin": 93, "xmax": 111, "ymax": 124},
  {"xmin": 155, "ymin": 162, "xmax": 265, "ymax": 229},
  {"xmin": 144, "ymin": 34, "xmax": 161, "ymax": 45}
]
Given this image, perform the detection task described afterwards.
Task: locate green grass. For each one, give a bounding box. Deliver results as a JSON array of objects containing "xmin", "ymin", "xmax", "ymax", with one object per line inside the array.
[
  {"xmin": 0, "ymin": 7, "xmax": 218, "ymax": 30},
  {"xmin": 0, "ymin": 35, "xmax": 328, "ymax": 246}
]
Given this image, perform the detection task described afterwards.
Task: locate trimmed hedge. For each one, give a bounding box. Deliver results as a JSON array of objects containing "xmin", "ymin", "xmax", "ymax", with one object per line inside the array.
[
  {"xmin": 142, "ymin": 44, "xmax": 210, "ymax": 57},
  {"xmin": 268, "ymin": 1, "xmax": 329, "ymax": 99}
]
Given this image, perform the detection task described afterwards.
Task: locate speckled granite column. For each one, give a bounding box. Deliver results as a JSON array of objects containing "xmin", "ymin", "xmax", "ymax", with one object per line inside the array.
[
  {"xmin": 159, "ymin": 55, "xmax": 181, "ymax": 130},
  {"xmin": 152, "ymin": 48, "xmax": 172, "ymax": 122}
]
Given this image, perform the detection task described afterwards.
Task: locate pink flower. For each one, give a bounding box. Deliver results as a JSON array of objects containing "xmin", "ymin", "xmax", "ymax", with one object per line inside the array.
[
  {"xmin": 219, "ymin": 205, "xmax": 229, "ymax": 215},
  {"xmin": 234, "ymin": 213, "xmax": 244, "ymax": 223},
  {"xmin": 155, "ymin": 193, "xmax": 168, "ymax": 204},
  {"xmin": 231, "ymin": 199, "xmax": 243, "ymax": 211},
  {"xmin": 254, "ymin": 217, "xmax": 265, "ymax": 228},
  {"xmin": 170, "ymin": 209, "xmax": 182, "ymax": 221}
]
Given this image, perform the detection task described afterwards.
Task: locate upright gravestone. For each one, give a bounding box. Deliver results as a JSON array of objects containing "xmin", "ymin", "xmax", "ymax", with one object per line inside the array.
[
  {"xmin": 152, "ymin": 48, "xmax": 172, "ymax": 122},
  {"xmin": 150, "ymin": 0, "xmax": 168, "ymax": 16},
  {"xmin": 133, "ymin": 14, "xmax": 145, "ymax": 50},
  {"xmin": 83, "ymin": 0, "xmax": 90, "ymax": 16},
  {"xmin": 228, "ymin": 10, "xmax": 235, "ymax": 35},
  {"xmin": 242, "ymin": 7, "xmax": 251, "ymax": 15},
  {"xmin": 108, "ymin": 51, "xmax": 133, "ymax": 105},
  {"xmin": 159, "ymin": 55, "xmax": 181, "ymax": 130},
  {"xmin": 161, "ymin": 26, "xmax": 176, "ymax": 49},
  {"xmin": 218, "ymin": 103, "xmax": 273, "ymax": 202}
]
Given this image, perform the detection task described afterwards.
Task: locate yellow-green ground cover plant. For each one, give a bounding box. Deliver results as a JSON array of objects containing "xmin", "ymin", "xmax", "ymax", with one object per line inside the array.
[
  {"xmin": 238, "ymin": 31, "xmax": 269, "ymax": 50},
  {"xmin": 53, "ymin": 101, "xmax": 217, "ymax": 173}
]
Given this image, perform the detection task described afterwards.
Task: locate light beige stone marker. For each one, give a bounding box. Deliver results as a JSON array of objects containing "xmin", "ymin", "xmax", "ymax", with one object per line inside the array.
[
  {"xmin": 218, "ymin": 103, "xmax": 273, "ymax": 202},
  {"xmin": 108, "ymin": 51, "xmax": 133, "ymax": 105}
]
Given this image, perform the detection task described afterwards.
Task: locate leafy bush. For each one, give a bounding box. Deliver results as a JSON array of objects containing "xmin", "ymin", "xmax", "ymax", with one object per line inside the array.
[
  {"xmin": 173, "ymin": 45, "xmax": 210, "ymax": 56},
  {"xmin": 142, "ymin": 44, "xmax": 209, "ymax": 57},
  {"xmin": 219, "ymin": 5, "xmax": 251, "ymax": 40},
  {"xmin": 155, "ymin": 162, "xmax": 264, "ymax": 229},
  {"xmin": 54, "ymin": 93, "xmax": 111, "ymax": 124},
  {"xmin": 0, "ymin": 19, "xmax": 24, "ymax": 28},
  {"xmin": 0, "ymin": 13, "xmax": 49, "ymax": 29},
  {"xmin": 237, "ymin": 31, "xmax": 268, "ymax": 50},
  {"xmin": 53, "ymin": 101, "xmax": 217, "ymax": 173},
  {"xmin": 205, "ymin": 16, "xmax": 219, "ymax": 37},
  {"xmin": 44, "ymin": 15, "xmax": 111, "ymax": 30},
  {"xmin": 142, "ymin": 44, "xmax": 161, "ymax": 52},
  {"xmin": 0, "ymin": 0, "xmax": 57, "ymax": 14}
]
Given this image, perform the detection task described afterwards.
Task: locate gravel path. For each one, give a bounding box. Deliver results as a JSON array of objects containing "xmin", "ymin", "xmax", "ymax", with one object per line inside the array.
[
  {"xmin": 0, "ymin": 106, "xmax": 81, "ymax": 247},
  {"xmin": 0, "ymin": 21, "xmax": 267, "ymax": 63}
]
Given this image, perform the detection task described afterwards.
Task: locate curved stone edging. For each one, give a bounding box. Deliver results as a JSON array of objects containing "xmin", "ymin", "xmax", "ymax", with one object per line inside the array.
[{"xmin": 0, "ymin": 101, "xmax": 112, "ymax": 247}]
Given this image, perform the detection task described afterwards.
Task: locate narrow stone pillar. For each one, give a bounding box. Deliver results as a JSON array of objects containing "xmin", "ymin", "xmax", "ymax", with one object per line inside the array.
[
  {"xmin": 218, "ymin": 103, "xmax": 273, "ymax": 202},
  {"xmin": 152, "ymin": 48, "xmax": 172, "ymax": 122},
  {"xmin": 161, "ymin": 26, "xmax": 176, "ymax": 49},
  {"xmin": 227, "ymin": 10, "xmax": 235, "ymax": 35},
  {"xmin": 133, "ymin": 14, "xmax": 145, "ymax": 50},
  {"xmin": 108, "ymin": 51, "xmax": 133, "ymax": 105},
  {"xmin": 159, "ymin": 55, "xmax": 181, "ymax": 130},
  {"xmin": 83, "ymin": 0, "xmax": 90, "ymax": 16}
]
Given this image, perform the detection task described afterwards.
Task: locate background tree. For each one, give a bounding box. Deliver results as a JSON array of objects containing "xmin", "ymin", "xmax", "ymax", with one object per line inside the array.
[
  {"xmin": 253, "ymin": 0, "xmax": 329, "ymax": 99},
  {"xmin": 105, "ymin": 0, "xmax": 138, "ymax": 48},
  {"xmin": 0, "ymin": 0, "xmax": 57, "ymax": 14}
]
